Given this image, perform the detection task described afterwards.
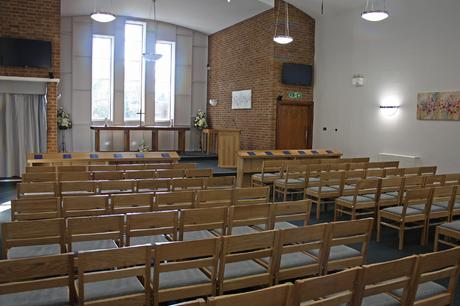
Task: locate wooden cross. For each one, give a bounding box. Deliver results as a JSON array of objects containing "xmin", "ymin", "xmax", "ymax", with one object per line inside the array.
[{"xmin": 137, "ymin": 109, "xmax": 145, "ymax": 126}]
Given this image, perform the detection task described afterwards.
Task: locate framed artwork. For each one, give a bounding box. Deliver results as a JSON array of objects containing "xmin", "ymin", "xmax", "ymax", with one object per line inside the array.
[
  {"xmin": 232, "ymin": 89, "xmax": 252, "ymax": 109},
  {"xmin": 417, "ymin": 91, "xmax": 460, "ymax": 120}
]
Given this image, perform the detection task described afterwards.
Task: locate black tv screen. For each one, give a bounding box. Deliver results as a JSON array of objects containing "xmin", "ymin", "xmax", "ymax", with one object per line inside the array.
[
  {"xmin": 0, "ymin": 38, "xmax": 52, "ymax": 69},
  {"xmin": 282, "ymin": 63, "xmax": 313, "ymax": 86}
]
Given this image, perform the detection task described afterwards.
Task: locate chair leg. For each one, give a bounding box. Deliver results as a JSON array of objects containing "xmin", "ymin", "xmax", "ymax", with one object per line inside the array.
[
  {"xmin": 398, "ymin": 224, "xmax": 405, "ymax": 251},
  {"xmin": 434, "ymin": 227, "xmax": 440, "ymax": 251},
  {"xmin": 283, "ymin": 188, "xmax": 287, "ymax": 202},
  {"xmin": 333, "ymin": 204, "xmax": 338, "ymax": 221},
  {"xmin": 316, "ymin": 198, "xmax": 321, "ymax": 220},
  {"xmin": 376, "ymin": 213, "xmax": 381, "ymax": 242},
  {"xmin": 421, "ymin": 222, "xmax": 427, "ymax": 247}
]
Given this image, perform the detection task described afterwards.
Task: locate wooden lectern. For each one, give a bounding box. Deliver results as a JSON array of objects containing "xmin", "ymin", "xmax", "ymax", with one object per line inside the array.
[{"xmin": 216, "ymin": 129, "xmax": 241, "ymax": 168}]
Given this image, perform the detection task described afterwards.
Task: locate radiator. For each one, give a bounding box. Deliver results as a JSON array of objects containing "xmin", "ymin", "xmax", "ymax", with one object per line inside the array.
[{"xmin": 378, "ymin": 153, "xmax": 421, "ymax": 168}]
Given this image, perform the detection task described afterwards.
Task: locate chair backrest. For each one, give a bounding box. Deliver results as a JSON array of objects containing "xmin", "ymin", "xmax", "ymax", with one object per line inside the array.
[
  {"xmin": 172, "ymin": 163, "xmax": 197, "ymax": 169},
  {"xmin": 111, "ymin": 193, "xmax": 153, "ymax": 213},
  {"xmin": 93, "ymin": 171, "xmax": 124, "ymax": 180},
  {"xmin": 186, "ymin": 168, "xmax": 213, "ymax": 178},
  {"xmin": 227, "ymin": 204, "xmax": 273, "ymax": 235},
  {"xmin": 329, "ymin": 163, "xmax": 349, "ymax": 171},
  {"xmin": 320, "ymin": 171, "xmax": 345, "ymax": 186},
  {"xmin": 272, "ymin": 200, "xmax": 311, "ymax": 227},
  {"xmin": 365, "ymin": 169, "xmax": 385, "ymax": 179},
  {"xmin": 293, "ymin": 268, "xmax": 360, "ymax": 306},
  {"xmin": 408, "ymin": 247, "xmax": 460, "ymax": 305},
  {"xmin": 354, "ymin": 255, "xmax": 418, "ymax": 305},
  {"xmin": 261, "ymin": 159, "xmax": 284, "ymax": 174},
  {"xmin": 59, "ymin": 181, "xmax": 97, "ymax": 196},
  {"xmin": 233, "ymin": 186, "xmax": 270, "ymax": 205},
  {"xmin": 208, "ymin": 283, "xmax": 293, "ymax": 306},
  {"xmin": 58, "ymin": 171, "xmax": 92, "ymax": 182},
  {"xmin": 66, "ymin": 215, "xmax": 124, "ymax": 251},
  {"xmin": 195, "ymin": 189, "xmax": 234, "ymax": 208},
  {"xmin": 117, "ymin": 164, "xmax": 146, "ymax": 171},
  {"xmin": 22, "ymin": 172, "xmax": 56, "ymax": 182},
  {"xmin": 124, "ymin": 170, "xmax": 156, "ymax": 179},
  {"xmin": 2, "ymin": 218, "xmax": 66, "ymax": 258},
  {"xmin": 283, "ymin": 164, "xmax": 308, "ymax": 181},
  {"xmin": 17, "ymin": 182, "xmax": 57, "ymax": 199},
  {"xmin": 157, "ymin": 169, "xmax": 185, "ymax": 178},
  {"xmin": 171, "ymin": 178, "xmax": 204, "ymax": 191},
  {"xmin": 62, "ymin": 195, "xmax": 110, "ymax": 218},
  {"xmin": 404, "ymin": 167, "xmax": 422, "ymax": 176},
  {"xmin": 354, "ymin": 178, "xmax": 380, "ymax": 196},
  {"xmin": 137, "ymin": 178, "xmax": 171, "ymax": 192},
  {"xmin": 425, "ymin": 174, "xmax": 446, "ymax": 187},
  {"xmin": 11, "ymin": 197, "xmax": 60, "ymax": 221},
  {"xmin": 403, "ymin": 175, "xmax": 427, "ymax": 190},
  {"xmin": 431, "ymin": 185, "xmax": 456, "ymax": 207},
  {"xmin": 0, "ymin": 253, "xmax": 74, "ymax": 303},
  {"xmin": 419, "ymin": 166, "xmax": 437, "ymax": 175},
  {"xmin": 384, "ymin": 167, "xmax": 404, "ymax": 177},
  {"xmin": 179, "ymin": 207, "xmax": 228, "ymax": 240},
  {"xmin": 348, "ymin": 162, "xmax": 368, "ymax": 171},
  {"xmin": 444, "ymin": 173, "xmax": 460, "ymax": 186},
  {"xmin": 381, "ymin": 161, "xmax": 400, "ymax": 168},
  {"xmin": 205, "ymin": 176, "xmax": 236, "ymax": 189},
  {"xmin": 401, "ymin": 188, "xmax": 433, "ymax": 216},
  {"xmin": 88, "ymin": 165, "xmax": 117, "ymax": 171},
  {"xmin": 126, "ymin": 210, "xmax": 178, "ymax": 245},
  {"xmin": 57, "ymin": 165, "xmax": 87, "ymax": 172},
  {"xmin": 97, "ymin": 180, "xmax": 136, "ymax": 194},
  {"xmin": 77, "ymin": 246, "xmax": 151, "ymax": 305},
  {"xmin": 152, "ymin": 238, "xmax": 221, "ymax": 304},
  {"xmin": 155, "ymin": 190, "xmax": 195, "ymax": 210},
  {"xmin": 26, "ymin": 166, "xmax": 56, "ymax": 173},
  {"xmin": 344, "ymin": 170, "xmax": 366, "ymax": 185}
]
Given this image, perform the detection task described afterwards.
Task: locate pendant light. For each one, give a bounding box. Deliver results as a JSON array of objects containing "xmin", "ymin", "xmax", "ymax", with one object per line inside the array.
[
  {"xmin": 143, "ymin": 0, "xmax": 162, "ymax": 62},
  {"xmin": 361, "ymin": 0, "xmax": 389, "ymax": 22},
  {"xmin": 273, "ymin": 1, "xmax": 293, "ymax": 45},
  {"xmin": 91, "ymin": 0, "xmax": 116, "ymax": 23}
]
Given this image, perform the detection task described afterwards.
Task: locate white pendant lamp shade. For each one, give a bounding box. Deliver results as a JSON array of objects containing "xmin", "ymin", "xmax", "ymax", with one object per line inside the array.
[
  {"xmin": 91, "ymin": 11, "xmax": 116, "ymax": 23},
  {"xmin": 361, "ymin": 0, "xmax": 389, "ymax": 22},
  {"xmin": 273, "ymin": 35, "xmax": 294, "ymax": 45},
  {"xmin": 274, "ymin": 2, "xmax": 293, "ymax": 45}
]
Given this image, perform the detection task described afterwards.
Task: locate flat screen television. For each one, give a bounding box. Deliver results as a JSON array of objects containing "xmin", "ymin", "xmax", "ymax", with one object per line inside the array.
[
  {"xmin": 282, "ymin": 63, "xmax": 313, "ymax": 86},
  {"xmin": 0, "ymin": 37, "xmax": 52, "ymax": 69}
]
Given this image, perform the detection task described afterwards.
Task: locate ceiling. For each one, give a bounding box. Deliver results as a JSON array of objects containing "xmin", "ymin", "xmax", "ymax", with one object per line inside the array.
[
  {"xmin": 61, "ymin": 0, "xmax": 274, "ymax": 34},
  {"xmin": 285, "ymin": 0, "xmax": 364, "ymax": 18}
]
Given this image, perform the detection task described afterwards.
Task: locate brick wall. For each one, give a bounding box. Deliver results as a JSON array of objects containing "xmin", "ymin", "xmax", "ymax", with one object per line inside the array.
[
  {"xmin": 207, "ymin": 0, "xmax": 315, "ymax": 149},
  {"xmin": 0, "ymin": 0, "xmax": 61, "ymax": 152}
]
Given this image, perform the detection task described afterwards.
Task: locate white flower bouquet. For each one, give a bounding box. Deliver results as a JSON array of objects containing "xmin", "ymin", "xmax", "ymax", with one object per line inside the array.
[
  {"xmin": 57, "ymin": 107, "xmax": 72, "ymax": 130},
  {"xmin": 193, "ymin": 110, "xmax": 208, "ymax": 130}
]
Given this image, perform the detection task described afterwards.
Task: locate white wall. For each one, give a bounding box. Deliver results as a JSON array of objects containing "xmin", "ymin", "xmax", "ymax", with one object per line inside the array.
[
  {"xmin": 314, "ymin": 0, "xmax": 460, "ymax": 173},
  {"xmin": 60, "ymin": 16, "xmax": 208, "ymax": 152}
]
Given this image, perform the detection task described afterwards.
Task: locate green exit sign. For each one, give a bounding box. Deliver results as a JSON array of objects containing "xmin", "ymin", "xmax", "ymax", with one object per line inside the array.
[{"xmin": 288, "ymin": 92, "xmax": 303, "ymax": 99}]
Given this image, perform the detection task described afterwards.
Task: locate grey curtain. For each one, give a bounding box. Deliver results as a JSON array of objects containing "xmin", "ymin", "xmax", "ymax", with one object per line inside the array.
[{"xmin": 0, "ymin": 93, "xmax": 47, "ymax": 178}]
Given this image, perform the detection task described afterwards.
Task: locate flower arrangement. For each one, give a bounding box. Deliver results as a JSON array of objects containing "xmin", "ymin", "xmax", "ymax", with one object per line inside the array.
[
  {"xmin": 193, "ymin": 110, "xmax": 208, "ymax": 130},
  {"xmin": 57, "ymin": 107, "xmax": 72, "ymax": 130},
  {"xmin": 138, "ymin": 140, "xmax": 150, "ymax": 152}
]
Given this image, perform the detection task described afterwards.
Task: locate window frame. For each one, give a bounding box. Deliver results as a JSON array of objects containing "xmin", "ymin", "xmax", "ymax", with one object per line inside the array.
[{"xmin": 154, "ymin": 40, "xmax": 176, "ymax": 123}]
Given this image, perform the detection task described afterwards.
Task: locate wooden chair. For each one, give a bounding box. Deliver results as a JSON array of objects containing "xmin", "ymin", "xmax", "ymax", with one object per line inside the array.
[
  {"xmin": 402, "ymin": 167, "xmax": 422, "ymax": 176},
  {"xmin": 126, "ymin": 211, "xmax": 178, "ymax": 246},
  {"xmin": 376, "ymin": 176, "xmax": 405, "ymax": 209},
  {"xmin": 58, "ymin": 171, "xmax": 92, "ymax": 182},
  {"xmin": 227, "ymin": 204, "xmax": 274, "ymax": 235},
  {"xmin": 377, "ymin": 188, "xmax": 432, "ymax": 250},
  {"xmin": 157, "ymin": 169, "xmax": 186, "ymax": 179},
  {"xmin": 444, "ymin": 173, "xmax": 460, "ymax": 186},
  {"xmin": 26, "ymin": 165, "xmax": 56, "ymax": 173},
  {"xmin": 195, "ymin": 189, "xmax": 234, "ymax": 208},
  {"xmin": 434, "ymin": 220, "xmax": 460, "ymax": 251},
  {"xmin": 76, "ymin": 246, "xmax": 151, "ymax": 305},
  {"xmin": 97, "ymin": 180, "xmax": 136, "ymax": 194},
  {"xmin": 62, "ymin": 195, "xmax": 110, "ymax": 218},
  {"xmin": 2, "ymin": 218, "xmax": 66, "ymax": 259},
  {"xmin": 292, "ymin": 267, "xmax": 360, "ymax": 306},
  {"xmin": 111, "ymin": 193, "xmax": 153, "ymax": 214},
  {"xmin": 353, "ymin": 255, "xmax": 418, "ymax": 306},
  {"xmin": 154, "ymin": 190, "xmax": 195, "ymax": 210},
  {"xmin": 273, "ymin": 165, "xmax": 308, "ymax": 201},
  {"xmin": 57, "ymin": 165, "xmax": 87, "ymax": 172},
  {"xmin": 431, "ymin": 185, "xmax": 459, "ymax": 221},
  {"xmin": 67, "ymin": 215, "xmax": 124, "ymax": 252},
  {"xmin": 208, "ymin": 283, "xmax": 294, "ymax": 306},
  {"xmin": 22, "ymin": 172, "xmax": 56, "ymax": 182},
  {"xmin": 384, "ymin": 167, "xmax": 404, "ymax": 177},
  {"xmin": 186, "ymin": 168, "xmax": 213, "ymax": 178},
  {"xmin": 341, "ymin": 169, "xmax": 366, "ymax": 195},
  {"xmin": 305, "ymin": 171, "xmax": 345, "ymax": 220},
  {"xmin": 425, "ymin": 174, "xmax": 446, "ymax": 187},
  {"xmin": 60, "ymin": 181, "xmax": 97, "ymax": 196},
  {"xmin": 267, "ymin": 199, "xmax": 311, "ymax": 230},
  {"xmin": 419, "ymin": 166, "xmax": 437, "ymax": 176},
  {"xmin": 365, "ymin": 169, "xmax": 385, "ymax": 179},
  {"xmin": 274, "ymin": 223, "xmax": 328, "ymax": 283},
  {"xmin": 218, "ymin": 230, "xmax": 278, "ymax": 294},
  {"xmin": 171, "ymin": 178, "xmax": 204, "ymax": 191},
  {"xmin": 16, "ymin": 182, "xmax": 58, "ymax": 199},
  {"xmin": 334, "ymin": 178, "xmax": 381, "ymax": 221},
  {"xmin": 348, "ymin": 162, "xmax": 368, "ymax": 171},
  {"xmin": 124, "ymin": 170, "xmax": 156, "ymax": 179},
  {"xmin": 152, "ymin": 238, "xmax": 221, "ymax": 306},
  {"xmin": 179, "ymin": 207, "xmax": 227, "ymax": 240},
  {"xmin": 137, "ymin": 178, "xmax": 171, "ymax": 193},
  {"xmin": 403, "ymin": 247, "xmax": 460, "ymax": 305},
  {"xmin": 234, "ymin": 186, "xmax": 270, "ymax": 206},
  {"xmin": 251, "ymin": 159, "xmax": 283, "ymax": 188},
  {"xmin": 403, "ymin": 175, "xmax": 427, "ymax": 190},
  {"xmin": 205, "ymin": 176, "xmax": 236, "ymax": 189},
  {"xmin": 10, "ymin": 197, "xmax": 60, "ymax": 221},
  {"xmin": 0, "ymin": 253, "xmax": 75, "ymax": 306},
  {"xmin": 92, "ymin": 170, "xmax": 124, "ymax": 180},
  {"xmin": 320, "ymin": 218, "xmax": 373, "ymax": 273}
]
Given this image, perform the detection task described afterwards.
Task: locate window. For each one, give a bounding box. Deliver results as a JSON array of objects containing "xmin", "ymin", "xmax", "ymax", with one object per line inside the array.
[
  {"xmin": 155, "ymin": 41, "xmax": 175, "ymax": 122},
  {"xmin": 124, "ymin": 21, "xmax": 146, "ymax": 122},
  {"xmin": 91, "ymin": 35, "xmax": 114, "ymax": 121}
]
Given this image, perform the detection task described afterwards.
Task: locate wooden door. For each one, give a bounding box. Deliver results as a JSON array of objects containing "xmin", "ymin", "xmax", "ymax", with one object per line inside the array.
[{"xmin": 276, "ymin": 101, "xmax": 313, "ymax": 149}]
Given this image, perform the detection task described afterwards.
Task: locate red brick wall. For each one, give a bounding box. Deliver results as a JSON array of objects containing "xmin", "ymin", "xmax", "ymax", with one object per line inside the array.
[
  {"xmin": 0, "ymin": 0, "xmax": 61, "ymax": 152},
  {"xmin": 207, "ymin": 0, "xmax": 315, "ymax": 149}
]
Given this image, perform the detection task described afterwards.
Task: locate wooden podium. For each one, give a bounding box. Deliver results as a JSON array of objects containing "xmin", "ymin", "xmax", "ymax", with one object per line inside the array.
[{"xmin": 216, "ymin": 129, "xmax": 241, "ymax": 168}]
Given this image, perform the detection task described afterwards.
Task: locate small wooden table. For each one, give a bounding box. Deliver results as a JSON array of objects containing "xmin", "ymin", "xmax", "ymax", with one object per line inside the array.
[{"xmin": 90, "ymin": 126, "xmax": 190, "ymax": 153}]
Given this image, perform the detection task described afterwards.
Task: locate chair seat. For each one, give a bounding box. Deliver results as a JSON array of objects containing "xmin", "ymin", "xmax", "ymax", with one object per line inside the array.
[
  {"xmin": 392, "ymin": 281, "xmax": 447, "ymax": 301},
  {"xmin": 224, "ymin": 260, "xmax": 267, "ymax": 279},
  {"xmin": 308, "ymin": 245, "xmax": 360, "ymax": 261},
  {"xmin": 337, "ymin": 195, "xmax": 374, "ymax": 203},
  {"xmin": 381, "ymin": 206, "xmax": 423, "ymax": 216},
  {"xmin": 258, "ymin": 222, "xmax": 296, "ymax": 231},
  {"xmin": 0, "ymin": 286, "xmax": 69, "ymax": 306},
  {"xmin": 440, "ymin": 220, "xmax": 460, "ymax": 231},
  {"xmin": 342, "ymin": 184, "xmax": 356, "ymax": 190},
  {"xmin": 183, "ymin": 230, "xmax": 216, "ymax": 241},
  {"xmin": 228, "ymin": 226, "xmax": 260, "ymax": 235},
  {"xmin": 82, "ymin": 277, "xmax": 144, "ymax": 302},
  {"xmin": 72, "ymin": 239, "xmax": 118, "ymax": 252},
  {"xmin": 252, "ymin": 173, "xmax": 280, "ymax": 180},
  {"xmin": 433, "ymin": 201, "xmax": 460, "ymax": 210},
  {"xmin": 411, "ymin": 204, "xmax": 448, "ymax": 212},
  {"xmin": 365, "ymin": 193, "xmax": 398, "ymax": 200},
  {"xmin": 362, "ymin": 293, "xmax": 400, "ymax": 306},
  {"xmin": 130, "ymin": 235, "xmax": 169, "ymax": 246},
  {"xmin": 306, "ymin": 186, "xmax": 338, "ymax": 193},
  {"xmin": 278, "ymin": 252, "xmax": 318, "ymax": 269},
  {"xmin": 8, "ymin": 244, "xmax": 61, "ymax": 259},
  {"xmin": 384, "ymin": 191, "xmax": 400, "ymax": 198},
  {"xmin": 155, "ymin": 268, "xmax": 211, "ymax": 289},
  {"xmin": 274, "ymin": 178, "xmax": 304, "ymax": 186}
]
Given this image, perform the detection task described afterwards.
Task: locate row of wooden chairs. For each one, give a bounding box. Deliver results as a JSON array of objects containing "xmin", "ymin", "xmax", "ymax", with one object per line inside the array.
[
  {"xmin": 21, "ymin": 167, "xmax": 213, "ymax": 183},
  {"xmin": 3, "ymin": 200, "xmax": 311, "ymax": 258},
  {"xmin": 0, "ymin": 218, "xmax": 374, "ymax": 306},
  {"xmin": 11, "ymin": 187, "xmax": 270, "ymax": 220},
  {"xmin": 179, "ymin": 246, "xmax": 460, "ymax": 306},
  {"xmin": 16, "ymin": 176, "xmax": 237, "ymax": 198},
  {"xmin": 25, "ymin": 162, "xmax": 196, "ymax": 173}
]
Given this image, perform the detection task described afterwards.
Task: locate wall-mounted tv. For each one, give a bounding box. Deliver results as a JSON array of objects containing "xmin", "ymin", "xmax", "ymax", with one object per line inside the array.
[
  {"xmin": 0, "ymin": 37, "xmax": 52, "ymax": 69},
  {"xmin": 282, "ymin": 63, "xmax": 313, "ymax": 86}
]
